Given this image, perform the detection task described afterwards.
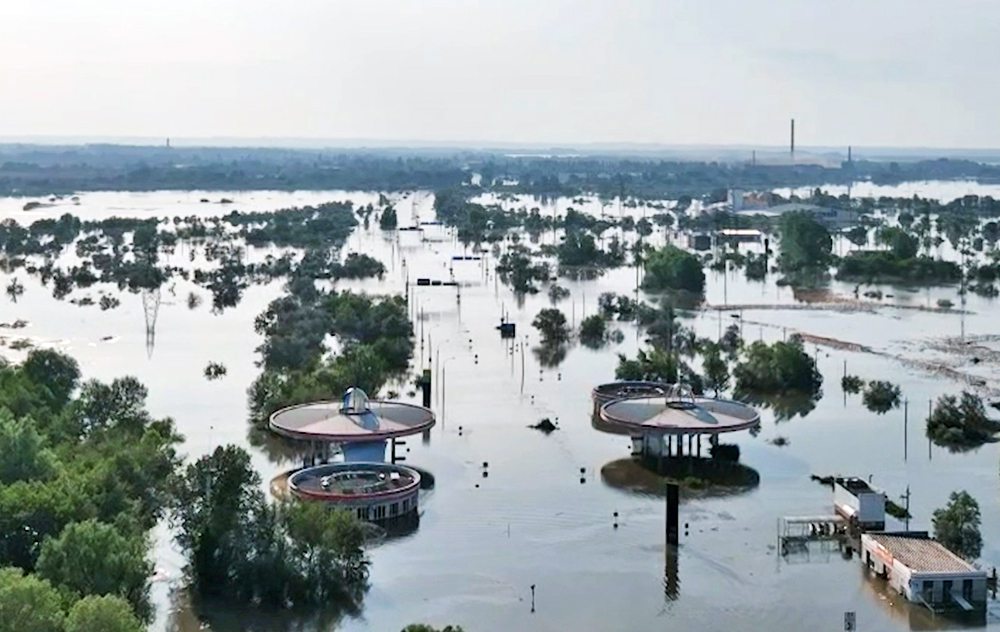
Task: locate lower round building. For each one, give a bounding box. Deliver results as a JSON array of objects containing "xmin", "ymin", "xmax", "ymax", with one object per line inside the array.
[{"xmin": 288, "ymin": 462, "xmax": 421, "ymax": 524}]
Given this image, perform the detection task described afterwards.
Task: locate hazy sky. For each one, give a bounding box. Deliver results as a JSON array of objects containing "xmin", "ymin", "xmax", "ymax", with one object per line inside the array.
[{"xmin": 2, "ymin": 0, "xmax": 998, "ymax": 148}]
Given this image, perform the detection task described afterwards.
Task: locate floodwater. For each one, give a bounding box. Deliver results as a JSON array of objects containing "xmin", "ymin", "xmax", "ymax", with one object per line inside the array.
[{"xmin": 1, "ymin": 184, "xmax": 999, "ymax": 632}]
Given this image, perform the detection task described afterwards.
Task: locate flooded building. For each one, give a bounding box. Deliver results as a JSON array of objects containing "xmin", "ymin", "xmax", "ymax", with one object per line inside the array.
[
  {"xmin": 714, "ymin": 228, "xmax": 764, "ymax": 246},
  {"xmin": 269, "ymin": 387, "xmax": 436, "ymax": 464},
  {"xmin": 727, "ymin": 189, "xmax": 772, "ymax": 212},
  {"xmin": 288, "ymin": 461, "xmax": 421, "ymax": 524},
  {"xmin": 686, "ymin": 232, "xmax": 712, "ymax": 251},
  {"xmin": 861, "ymin": 532, "xmax": 988, "ymax": 613},
  {"xmin": 763, "ymin": 202, "xmax": 859, "ymax": 230},
  {"xmin": 596, "ymin": 383, "xmax": 761, "ymax": 459},
  {"xmin": 834, "ymin": 477, "xmax": 886, "ymax": 530}
]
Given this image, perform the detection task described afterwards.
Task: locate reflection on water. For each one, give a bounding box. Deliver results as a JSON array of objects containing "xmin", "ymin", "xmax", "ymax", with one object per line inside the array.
[
  {"xmin": 734, "ymin": 388, "xmax": 821, "ymax": 422},
  {"xmin": 168, "ymin": 590, "xmax": 355, "ymax": 632},
  {"xmin": 532, "ymin": 342, "xmax": 568, "ymax": 368},
  {"xmin": 859, "ymin": 566, "xmax": 989, "ymax": 631},
  {"xmin": 664, "ymin": 545, "xmax": 680, "ymax": 602},
  {"xmin": 142, "ymin": 287, "xmax": 161, "ymax": 358},
  {"xmin": 600, "ymin": 456, "xmax": 760, "ymax": 498}
]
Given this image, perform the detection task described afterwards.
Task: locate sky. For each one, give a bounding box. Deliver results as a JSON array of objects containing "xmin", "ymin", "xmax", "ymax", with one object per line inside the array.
[{"xmin": 1, "ymin": 0, "xmax": 999, "ymax": 148}]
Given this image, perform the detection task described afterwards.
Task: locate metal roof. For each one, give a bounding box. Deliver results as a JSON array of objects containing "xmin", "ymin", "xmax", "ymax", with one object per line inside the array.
[
  {"xmin": 600, "ymin": 396, "xmax": 760, "ymax": 435},
  {"xmin": 270, "ymin": 395, "xmax": 435, "ymax": 442},
  {"xmin": 866, "ymin": 534, "xmax": 984, "ymax": 575}
]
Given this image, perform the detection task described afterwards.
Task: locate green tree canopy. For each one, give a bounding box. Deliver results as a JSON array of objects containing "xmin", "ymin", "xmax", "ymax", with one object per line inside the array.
[
  {"xmin": 0, "ymin": 410, "xmax": 57, "ymax": 485},
  {"xmin": 0, "ymin": 567, "xmax": 65, "ymax": 632},
  {"xmin": 733, "ymin": 336, "xmax": 822, "ymax": 395},
  {"xmin": 379, "ymin": 206, "xmax": 398, "ymax": 230},
  {"xmin": 701, "ymin": 342, "xmax": 730, "ymax": 397},
  {"xmin": 578, "ymin": 315, "xmax": 607, "ymax": 349},
  {"xmin": 171, "ymin": 445, "xmax": 369, "ymax": 607},
  {"xmin": 532, "ymin": 308, "xmax": 570, "ymax": 345},
  {"xmin": 778, "ymin": 212, "xmax": 832, "ymax": 272},
  {"xmin": 65, "ymin": 595, "xmax": 143, "ymax": 632},
  {"xmin": 642, "ymin": 245, "xmax": 705, "ymax": 293},
  {"xmin": 37, "ymin": 520, "xmax": 150, "ymax": 619},
  {"xmin": 21, "ymin": 350, "xmax": 80, "ymax": 412},
  {"xmin": 932, "ymin": 491, "xmax": 982, "ymax": 561},
  {"xmin": 926, "ymin": 391, "xmax": 1000, "ymax": 450},
  {"xmin": 876, "ymin": 226, "xmax": 919, "ymax": 260}
]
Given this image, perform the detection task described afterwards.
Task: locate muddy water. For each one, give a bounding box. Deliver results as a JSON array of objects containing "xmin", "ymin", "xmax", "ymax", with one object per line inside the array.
[{"xmin": 1, "ymin": 188, "xmax": 998, "ymax": 631}]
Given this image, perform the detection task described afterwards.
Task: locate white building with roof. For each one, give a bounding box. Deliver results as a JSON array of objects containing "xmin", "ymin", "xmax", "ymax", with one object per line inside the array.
[
  {"xmin": 861, "ymin": 532, "xmax": 988, "ymax": 612},
  {"xmin": 834, "ymin": 477, "xmax": 885, "ymax": 530}
]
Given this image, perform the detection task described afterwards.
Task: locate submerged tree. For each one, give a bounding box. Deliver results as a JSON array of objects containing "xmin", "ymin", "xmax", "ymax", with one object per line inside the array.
[
  {"xmin": 171, "ymin": 445, "xmax": 369, "ymax": 607},
  {"xmin": 578, "ymin": 315, "xmax": 607, "ymax": 349},
  {"xmin": 642, "ymin": 244, "xmax": 705, "ymax": 293},
  {"xmin": 532, "ymin": 308, "xmax": 570, "ymax": 345},
  {"xmin": 862, "ymin": 380, "xmax": 901, "ymax": 414},
  {"xmin": 203, "ymin": 362, "xmax": 227, "ymax": 380},
  {"xmin": 379, "ymin": 205, "xmax": 398, "ymax": 230},
  {"xmin": 926, "ymin": 391, "xmax": 1000, "ymax": 450},
  {"xmin": 778, "ymin": 212, "xmax": 832, "ymax": 273},
  {"xmin": 932, "ymin": 491, "xmax": 982, "ymax": 561},
  {"xmin": 733, "ymin": 336, "xmax": 822, "ymax": 396},
  {"xmin": 701, "ymin": 342, "xmax": 730, "ymax": 397}
]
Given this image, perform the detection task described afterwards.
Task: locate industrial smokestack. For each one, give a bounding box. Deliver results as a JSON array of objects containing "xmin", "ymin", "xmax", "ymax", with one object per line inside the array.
[{"xmin": 790, "ymin": 119, "xmax": 795, "ymax": 158}]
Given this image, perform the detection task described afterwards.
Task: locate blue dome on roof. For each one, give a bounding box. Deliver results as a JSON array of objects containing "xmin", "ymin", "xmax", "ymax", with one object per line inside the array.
[{"xmin": 341, "ymin": 387, "xmax": 371, "ymax": 414}]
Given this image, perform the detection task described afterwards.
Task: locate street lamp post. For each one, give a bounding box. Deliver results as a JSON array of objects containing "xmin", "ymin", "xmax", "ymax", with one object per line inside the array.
[
  {"xmin": 441, "ymin": 356, "xmax": 458, "ymax": 426},
  {"xmin": 434, "ymin": 338, "xmax": 452, "ymax": 406}
]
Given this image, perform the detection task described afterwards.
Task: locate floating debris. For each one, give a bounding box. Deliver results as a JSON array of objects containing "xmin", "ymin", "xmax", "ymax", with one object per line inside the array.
[{"xmin": 529, "ymin": 418, "xmax": 558, "ymax": 433}]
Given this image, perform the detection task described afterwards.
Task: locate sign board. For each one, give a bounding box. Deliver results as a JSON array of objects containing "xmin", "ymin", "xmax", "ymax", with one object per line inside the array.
[{"xmin": 844, "ymin": 611, "xmax": 856, "ymax": 631}]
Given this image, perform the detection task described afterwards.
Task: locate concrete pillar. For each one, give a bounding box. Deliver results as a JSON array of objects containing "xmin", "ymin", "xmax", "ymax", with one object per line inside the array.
[{"xmin": 666, "ymin": 483, "xmax": 679, "ymax": 546}]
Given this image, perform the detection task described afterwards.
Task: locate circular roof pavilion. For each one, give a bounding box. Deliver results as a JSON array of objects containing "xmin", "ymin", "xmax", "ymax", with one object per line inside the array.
[
  {"xmin": 288, "ymin": 461, "xmax": 421, "ymax": 504},
  {"xmin": 592, "ymin": 381, "xmax": 673, "ymax": 407},
  {"xmin": 599, "ymin": 384, "xmax": 760, "ymax": 436},
  {"xmin": 270, "ymin": 388, "xmax": 436, "ymax": 443}
]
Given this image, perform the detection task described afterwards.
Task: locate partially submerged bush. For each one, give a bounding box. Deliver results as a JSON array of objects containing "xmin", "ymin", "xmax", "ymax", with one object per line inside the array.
[
  {"xmin": 733, "ymin": 337, "xmax": 822, "ymax": 395},
  {"xmin": 578, "ymin": 314, "xmax": 607, "ymax": 349},
  {"xmin": 926, "ymin": 391, "xmax": 1000, "ymax": 450},
  {"xmin": 862, "ymin": 380, "xmax": 901, "ymax": 414},
  {"xmin": 841, "ymin": 374, "xmax": 864, "ymax": 394}
]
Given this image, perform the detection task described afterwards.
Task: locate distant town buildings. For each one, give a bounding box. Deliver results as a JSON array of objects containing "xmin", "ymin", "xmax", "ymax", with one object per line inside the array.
[{"xmin": 727, "ymin": 188, "xmax": 858, "ymax": 230}]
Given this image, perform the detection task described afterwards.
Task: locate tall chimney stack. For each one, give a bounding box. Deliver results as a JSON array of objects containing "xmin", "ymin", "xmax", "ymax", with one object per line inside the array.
[{"xmin": 790, "ymin": 119, "xmax": 795, "ymax": 159}]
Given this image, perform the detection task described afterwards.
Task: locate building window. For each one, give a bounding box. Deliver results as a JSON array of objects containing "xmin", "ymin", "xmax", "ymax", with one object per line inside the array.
[
  {"xmin": 391, "ymin": 503, "xmax": 398, "ymax": 516},
  {"xmin": 923, "ymin": 581, "xmax": 933, "ymax": 603}
]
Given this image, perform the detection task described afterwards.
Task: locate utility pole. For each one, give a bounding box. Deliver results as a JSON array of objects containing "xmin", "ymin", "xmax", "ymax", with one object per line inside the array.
[
  {"xmin": 901, "ymin": 486, "xmax": 911, "ymax": 531},
  {"xmin": 903, "ymin": 399, "xmax": 908, "ymax": 461}
]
